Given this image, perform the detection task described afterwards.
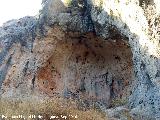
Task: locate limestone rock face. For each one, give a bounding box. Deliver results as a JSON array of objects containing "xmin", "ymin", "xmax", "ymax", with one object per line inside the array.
[
  {"xmin": 88, "ymin": 0, "xmax": 160, "ymax": 118},
  {"xmin": 0, "ymin": 0, "xmax": 160, "ymax": 119},
  {"xmin": 0, "ymin": 16, "xmax": 37, "ymax": 91},
  {"xmin": 41, "ymin": 0, "xmax": 94, "ymax": 32},
  {"xmin": 0, "ymin": 25, "xmax": 134, "ymax": 108}
]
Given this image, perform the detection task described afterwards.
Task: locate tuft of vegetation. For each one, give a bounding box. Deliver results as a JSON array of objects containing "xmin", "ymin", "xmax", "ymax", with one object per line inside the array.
[
  {"xmin": 110, "ymin": 98, "xmax": 128, "ymax": 107},
  {"xmin": 143, "ymin": 2, "xmax": 160, "ymax": 42},
  {"xmin": 99, "ymin": 0, "xmax": 103, "ymax": 9},
  {"xmin": 122, "ymin": 110, "xmax": 133, "ymax": 120},
  {"xmin": 94, "ymin": 0, "xmax": 103, "ymax": 12},
  {"xmin": 65, "ymin": 0, "xmax": 72, "ymax": 7},
  {"xmin": 0, "ymin": 97, "xmax": 106, "ymax": 120}
]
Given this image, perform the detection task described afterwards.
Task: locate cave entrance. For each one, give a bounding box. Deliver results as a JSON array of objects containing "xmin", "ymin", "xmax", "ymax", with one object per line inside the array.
[{"xmin": 37, "ymin": 30, "xmax": 134, "ymax": 108}]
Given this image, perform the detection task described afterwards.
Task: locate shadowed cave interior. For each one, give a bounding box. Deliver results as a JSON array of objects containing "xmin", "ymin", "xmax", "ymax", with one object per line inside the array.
[{"xmin": 35, "ymin": 30, "xmax": 135, "ymax": 108}]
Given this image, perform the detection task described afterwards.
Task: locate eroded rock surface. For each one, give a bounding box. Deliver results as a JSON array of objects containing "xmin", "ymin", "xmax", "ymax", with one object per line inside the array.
[{"xmin": 1, "ymin": 26, "xmax": 134, "ymax": 108}]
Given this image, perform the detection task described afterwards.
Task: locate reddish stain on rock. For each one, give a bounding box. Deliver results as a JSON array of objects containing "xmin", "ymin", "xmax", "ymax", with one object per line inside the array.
[{"xmin": 37, "ymin": 63, "xmax": 61, "ymax": 96}]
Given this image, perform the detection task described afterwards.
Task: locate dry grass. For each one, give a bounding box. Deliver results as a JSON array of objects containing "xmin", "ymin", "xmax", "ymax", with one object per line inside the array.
[
  {"xmin": 110, "ymin": 98, "xmax": 128, "ymax": 107},
  {"xmin": 0, "ymin": 97, "xmax": 107, "ymax": 120}
]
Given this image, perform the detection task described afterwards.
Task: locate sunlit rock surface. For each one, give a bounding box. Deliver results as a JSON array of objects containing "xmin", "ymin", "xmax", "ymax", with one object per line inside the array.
[{"xmin": 0, "ymin": 0, "xmax": 160, "ymax": 119}]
